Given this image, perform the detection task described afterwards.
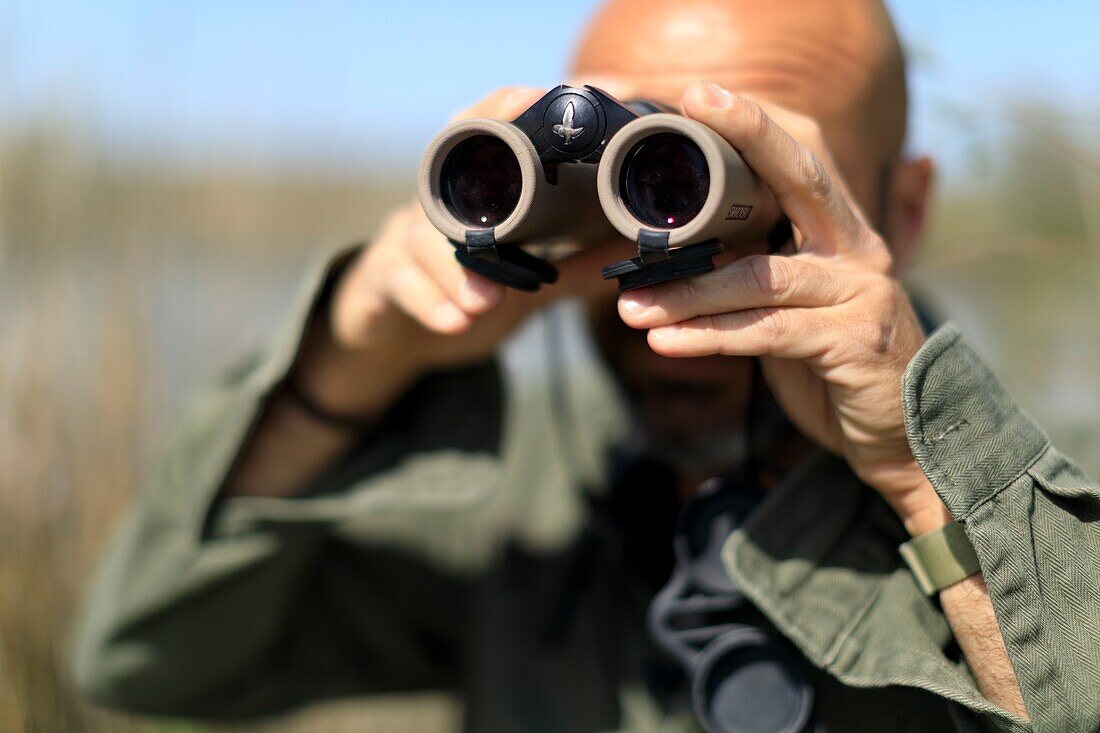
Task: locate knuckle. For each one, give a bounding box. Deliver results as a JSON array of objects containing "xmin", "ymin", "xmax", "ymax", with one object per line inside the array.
[
  {"xmin": 755, "ymin": 307, "xmax": 789, "ymax": 340},
  {"xmin": 736, "ymin": 98, "xmax": 770, "ymax": 139},
  {"xmin": 854, "ymin": 313, "xmax": 892, "ymax": 356},
  {"xmin": 799, "ymin": 151, "xmax": 832, "ymax": 201},
  {"xmin": 863, "ymin": 235, "xmax": 895, "ymax": 272},
  {"xmin": 867, "ymin": 275, "xmax": 897, "ymax": 307},
  {"xmin": 391, "ymin": 262, "xmax": 421, "ymax": 293},
  {"xmin": 380, "ymin": 239, "xmax": 413, "ymax": 277},
  {"xmin": 862, "ymin": 230, "xmax": 885, "ymax": 248},
  {"xmin": 855, "ymin": 279, "xmax": 902, "ymax": 348},
  {"xmin": 744, "ymin": 255, "xmax": 789, "ymax": 299}
]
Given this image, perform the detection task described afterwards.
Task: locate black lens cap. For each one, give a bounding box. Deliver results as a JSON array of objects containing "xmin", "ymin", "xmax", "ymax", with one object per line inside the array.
[{"xmin": 693, "ymin": 629, "xmax": 814, "ymax": 733}]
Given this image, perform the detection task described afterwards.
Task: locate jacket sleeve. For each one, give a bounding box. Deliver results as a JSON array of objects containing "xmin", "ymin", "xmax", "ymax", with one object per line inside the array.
[
  {"xmin": 70, "ymin": 247, "xmax": 506, "ymax": 719},
  {"xmin": 904, "ymin": 323, "xmax": 1100, "ymax": 733}
]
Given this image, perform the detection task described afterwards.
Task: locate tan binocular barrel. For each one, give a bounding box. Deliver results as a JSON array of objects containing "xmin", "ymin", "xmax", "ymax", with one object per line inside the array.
[
  {"xmin": 597, "ymin": 114, "xmax": 780, "ymax": 248},
  {"xmin": 418, "ymin": 118, "xmax": 611, "ymax": 245}
]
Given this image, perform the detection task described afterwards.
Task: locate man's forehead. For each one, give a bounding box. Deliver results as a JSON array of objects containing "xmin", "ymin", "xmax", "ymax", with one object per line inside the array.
[
  {"xmin": 571, "ymin": 0, "xmax": 896, "ymax": 80},
  {"xmin": 573, "ymin": 0, "xmax": 746, "ymax": 78},
  {"xmin": 570, "ymin": 0, "xmax": 907, "ymax": 162}
]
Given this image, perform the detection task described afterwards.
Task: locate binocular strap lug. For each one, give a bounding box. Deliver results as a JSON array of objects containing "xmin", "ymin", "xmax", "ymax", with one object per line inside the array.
[
  {"xmin": 602, "ymin": 237, "xmax": 724, "ymax": 291},
  {"xmin": 638, "ymin": 229, "xmax": 672, "ymax": 264},
  {"xmin": 452, "ymin": 231, "xmax": 559, "ymax": 293}
]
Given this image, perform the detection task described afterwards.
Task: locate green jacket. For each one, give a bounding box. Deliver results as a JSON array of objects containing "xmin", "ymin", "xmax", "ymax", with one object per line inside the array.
[{"xmin": 72, "ymin": 251, "xmax": 1100, "ymax": 732}]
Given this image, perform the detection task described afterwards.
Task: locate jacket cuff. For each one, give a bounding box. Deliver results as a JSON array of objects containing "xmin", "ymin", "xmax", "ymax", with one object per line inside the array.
[
  {"xmin": 902, "ymin": 322, "xmax": 1050, "ymax": 520},
  {"xmin": 152, "ymin": 245, "xmax": 362, "ymax": 538}
]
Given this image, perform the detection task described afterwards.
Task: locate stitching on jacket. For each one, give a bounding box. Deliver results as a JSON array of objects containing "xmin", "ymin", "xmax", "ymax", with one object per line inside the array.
[
  {"xmin": 915, "ymin": 328, "xmax": 1050, "ymax": 521},
  {"xmin": 923, "ymin": 418, "xmax": 970, "ymax": 445},
  {"xmin": 910, "ymin": 326, "xmax": 963, "ymax": 496}
]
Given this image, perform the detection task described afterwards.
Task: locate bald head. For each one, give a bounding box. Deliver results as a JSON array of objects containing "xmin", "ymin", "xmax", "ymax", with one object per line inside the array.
[{"xmin": 571, "ymin": 0, "xmax": 908, "ymax": 174}]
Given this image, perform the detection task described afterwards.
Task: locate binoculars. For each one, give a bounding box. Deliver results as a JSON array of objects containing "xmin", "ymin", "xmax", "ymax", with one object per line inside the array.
[{"xmin": 418, "ymin": 85, "xmax": 786, "ymax": 292}]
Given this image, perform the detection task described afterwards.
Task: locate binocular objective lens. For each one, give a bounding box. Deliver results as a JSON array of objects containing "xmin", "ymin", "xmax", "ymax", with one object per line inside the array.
[
  {"xmin": 440, "ymin": 135, "xmax": 523, "ymax": 228},
  {"xmin": 621, "ymin": 133, "xmax": 710, "ymax": 229}
]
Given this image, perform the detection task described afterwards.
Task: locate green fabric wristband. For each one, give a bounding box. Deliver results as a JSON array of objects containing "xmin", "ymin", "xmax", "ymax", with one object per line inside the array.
[{"xmin": 899, "ymin": 521, "xmax": 981, "ymax": 596}]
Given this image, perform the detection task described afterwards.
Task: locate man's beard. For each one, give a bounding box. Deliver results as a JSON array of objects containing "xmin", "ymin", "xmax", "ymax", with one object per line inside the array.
[
  {"xmin": 586, "ymin": 299, "xmax": 786, "ymax": 476},
  {"xmin": 632, "ymin": 419, "xmax": 750, "ymax": 476},
  {"xmin": 624, "ymin": 392, "xmax": 790, "ymax": 477}
]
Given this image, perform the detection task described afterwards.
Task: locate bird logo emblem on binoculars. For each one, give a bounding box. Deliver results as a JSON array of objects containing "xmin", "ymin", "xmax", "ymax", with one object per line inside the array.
[
  {"xmin": 418, "ymin": 85, "xmax": 786, "ymax": 292},
  {"xmin": 552, "ymin": 101, "xmax": 585, "ymax": 145}
]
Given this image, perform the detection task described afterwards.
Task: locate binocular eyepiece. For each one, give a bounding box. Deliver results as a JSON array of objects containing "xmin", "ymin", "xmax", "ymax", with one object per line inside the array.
[{"xmin": 418, "ymin": 85, "xmax": 785, "ymax": 292}]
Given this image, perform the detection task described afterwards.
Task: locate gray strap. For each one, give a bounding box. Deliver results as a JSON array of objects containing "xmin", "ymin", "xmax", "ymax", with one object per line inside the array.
[{"xmin": 899, "ymin": 521, "xmax": 981, "ymax": 596}]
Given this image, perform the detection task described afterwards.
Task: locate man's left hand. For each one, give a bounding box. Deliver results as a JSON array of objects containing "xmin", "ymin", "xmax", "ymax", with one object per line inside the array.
[{"xmin": 617, "ymin": 81, "xmax": 951, "ymax": 536}]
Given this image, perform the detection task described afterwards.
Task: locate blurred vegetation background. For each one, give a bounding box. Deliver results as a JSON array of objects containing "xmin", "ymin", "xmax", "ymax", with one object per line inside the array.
[{"xmin": 1, "ymin": 21, "xmax": 1099, "ymax": 733}]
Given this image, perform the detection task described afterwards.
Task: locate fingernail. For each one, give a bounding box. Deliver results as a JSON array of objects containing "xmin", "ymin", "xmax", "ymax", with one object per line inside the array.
[
  {"xmin": 433, "ymin": 302, "xmax": 466, "ymax": 329},
  {"xmin": 620, "ymin": 289, "xmax": 654, "ymax": 315},
  {"xmin": 650, "ymin": 325, "xmax": 680, "ymax": 341},
  {"xmin": 702, "ymin": 82, "xmax": 732, "ymax": 108}
]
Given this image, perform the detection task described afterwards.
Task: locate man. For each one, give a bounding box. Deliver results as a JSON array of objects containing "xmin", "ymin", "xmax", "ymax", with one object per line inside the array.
[{"xmin": 72, "ymin": 0, "xmax": 1099, "ymax": 731}]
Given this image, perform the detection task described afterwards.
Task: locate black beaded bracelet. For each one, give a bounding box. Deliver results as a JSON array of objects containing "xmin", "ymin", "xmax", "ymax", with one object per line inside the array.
[{"xmin": 282, "ymin": 378, "xmax": 377, "ymax": 432}]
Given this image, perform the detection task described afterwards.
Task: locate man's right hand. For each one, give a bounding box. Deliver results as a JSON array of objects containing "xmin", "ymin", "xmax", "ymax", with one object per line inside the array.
[{"xmin": 292, "ymin": 87, "xmax": 623, "ymax": 422}]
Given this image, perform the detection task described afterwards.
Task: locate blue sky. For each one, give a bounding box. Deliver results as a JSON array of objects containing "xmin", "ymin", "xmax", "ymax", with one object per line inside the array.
[{"xmin": 3, "ymin": 1, "xmax": 1098, "ymax": 178}]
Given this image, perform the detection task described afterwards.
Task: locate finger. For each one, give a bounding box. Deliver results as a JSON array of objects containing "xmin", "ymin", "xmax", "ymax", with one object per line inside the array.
[
  {"xmin": 451, "ymin": 86, "xmax": 546, "ymax": 123},
  {"xmin": 618, "ymin": 255, "xmax": 855, "ymax": 329},
  {"xmin": 646, "ymin": 306, "xmax": 833, "ymax": 360},
  {"xmin": 384, "ymin": 255, "xmax": 472, "ymax": 335},
  {"xmin": 680, "ymin": 81, "xmax": 866, "ymax": 254},
  {"xmin": 406, "ymin": 213, "xmax": 505, "ymax": 315},
  {"xmin": 563, "ymin": 75, "xmax": 641, "ymax": 105}
]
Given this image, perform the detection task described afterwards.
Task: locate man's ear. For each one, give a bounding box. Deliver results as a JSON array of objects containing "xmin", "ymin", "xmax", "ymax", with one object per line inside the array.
[{"xmin": 884, "ymin": 156, "xmax": 934, "ymax": 270}]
